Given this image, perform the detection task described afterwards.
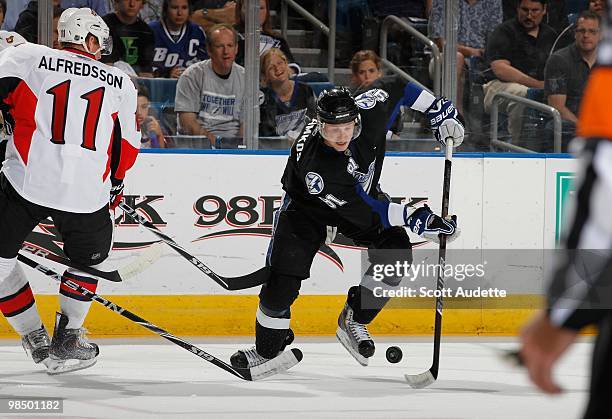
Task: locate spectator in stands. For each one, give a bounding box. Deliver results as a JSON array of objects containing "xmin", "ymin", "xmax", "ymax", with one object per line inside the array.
[
  {"xmin": 588, "ymin": 0, "xmax": 606, "ymax": 16},
  {"xmin": 175, "ymin": 23, "xmax": 244, "ymax": 147},
  {"xmin": 429, "ymin": 0, "xmax": 503, "ymax": 115},
  {"xmin": 349, "ymin": 49, "xmax": 403, "ymax": 139},
  {"xmin": 137, "ymin": 84, "xmax": 168, "ymax": 148},
  {"xmin": 259, "ymin": 48, "xmax": 315, "ymax": 141},
  {"xmin": 502, "ymin": 0, "xmax": 567, "ymax": 34},
  {"xmin": 14, "ymin": 0, "xmax": 62, "ymax": 43},
  {"xmin": 191, "ymin": 1, "xmax": 236, "ymax": 31},
  {"xmin": 551, "ymin": 0, "xmax": 606, "ymax": 51},
  {"xmin": 2, "ymin": 0, "xmax": 27, "ymax": 31},
  {"xmin": 61, "ymin": 0, "xmax": 110, "ymax": 15},
  {"xmin": 150, "ymin": 0, "xmax": 208, "ymax": 78},
  {"xmin": 483, "ymin": 0, "xmax": 557, "ymax": 144},
  {"xmin": 102, "ymin": 0, "xmax": 155, "ymax": 77},
  {"xmin": 543, "ymin": 10, "xmax": 600, "ymax": 151},
  {"xmin": 0, "ymin": 0, "xmax": 5, "ymax": 29},
  {"xmin": 234, "ymin": 0, "xmax": 300, "ymax": 74},
  {"xmin": 349, "ymin": 50, "xmax": 383, "ymax": 90}
]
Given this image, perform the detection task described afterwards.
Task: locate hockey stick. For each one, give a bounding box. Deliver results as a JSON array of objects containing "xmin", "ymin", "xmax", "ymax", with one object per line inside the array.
[
  {"xmin": 20, "ymin": 243, "xmax": 163, "ymax": 282},
  {"xmin": 118, "ymin": 201, "xmax": 270, "ymax": 291},
  {"xmin": 405, "ymin": 139, "xmax": 454, "ymax": 389},
  {"xmin": 17, "ymin": 253, "xmax": 303, "ymax": 381}
]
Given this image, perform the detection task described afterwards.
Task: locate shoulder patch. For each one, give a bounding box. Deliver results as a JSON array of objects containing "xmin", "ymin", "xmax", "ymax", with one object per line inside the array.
[
  {"xmin": 354, "ymin": 88, "xmax": 389, "ymax": 109},
  {"xmin": 305, "ymin": 172, "xmax": 324, "ymax": 195}
]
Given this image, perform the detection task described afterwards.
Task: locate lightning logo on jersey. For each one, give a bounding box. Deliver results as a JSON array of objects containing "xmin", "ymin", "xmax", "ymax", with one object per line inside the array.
[
  {"xmin": 347, "ymin": 158, "xmax": 376, "ymax": 194},
  {"xmin": 354, "ymin": 88, "xmax": 389, "ymax": 109},
  {"xmin": 305, "ymin": 172, "xmax": 324, "ymax": 195}
]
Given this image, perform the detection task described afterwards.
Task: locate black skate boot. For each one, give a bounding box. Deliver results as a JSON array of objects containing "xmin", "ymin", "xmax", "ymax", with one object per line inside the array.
[
  {"xmin": 230, "ymin": 328, "xmax": 294, "ymax": 369},
  {"xmin": 47, "ymin": 312, "xmax": 99, "ymax": 375},
  {"xmin": 336, "ymin": 302, "xmax": 375, "ymax": 366},
  {"xmin": 21, "ymin": 325, "xmax": 51, "ymax": 365}
]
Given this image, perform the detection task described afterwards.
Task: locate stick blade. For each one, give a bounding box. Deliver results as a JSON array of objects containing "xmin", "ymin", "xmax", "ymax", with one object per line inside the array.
[
  {"xmin": 248, "ymin": 348, "xmax": 303, "ymax": 381},
  {"xmin": 118, "ymin": 242, "xmax": 164, "ymax": 280},
  {"xmin": 226, "ymin": 266, "xmax": 271, "ymax": 291},
  {"xmin": 405, "ymin": 369, "xmax": 437, "ymax": 388}
]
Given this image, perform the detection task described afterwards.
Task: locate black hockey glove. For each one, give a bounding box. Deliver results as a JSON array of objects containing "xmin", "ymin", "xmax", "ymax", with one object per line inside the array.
[
  {"xmin": 405, "ymin": 204, "xmax": 459, "ymax": 244},
  {"xmin": 109, "ymin": 177, "xmax": 124, "ymax": 211}
]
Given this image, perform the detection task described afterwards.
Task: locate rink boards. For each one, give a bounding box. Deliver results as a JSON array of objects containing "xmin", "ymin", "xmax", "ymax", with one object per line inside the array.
[{"xmin": 1, "ymin": 151, "xmax": 578, "ymax": 337}]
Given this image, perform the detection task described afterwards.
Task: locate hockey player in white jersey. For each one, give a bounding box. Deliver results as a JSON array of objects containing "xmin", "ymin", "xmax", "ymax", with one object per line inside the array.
[
  {"xmin": 0, "ymin": 31, "xmax": 26, "ymax": 162},
  {"xmin": 0, "ymin": 8, "xmax": 140, "ymax": 374}
]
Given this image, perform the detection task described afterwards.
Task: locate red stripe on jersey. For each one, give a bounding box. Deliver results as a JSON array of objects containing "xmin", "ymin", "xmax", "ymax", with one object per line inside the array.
[
  {"xmin": 63, "ymin": 47, "xmax": 96, "ymax": 59},
  {"xmin": 0, "ymin": 283, "xmax": 35, "ymax": 316},
  {"xmin": 60, "ymin": 274, "xmax": 98, "ymax": 299},
  {"xmin": 103, "ymin": 112, "xmax": 118, "ymax": 182},
  {"xmin": 113, "ymin": 138, "xmax": 139, "ymax": 181},
  {"xmin": 5, "ymin": 81, "xmax": 38, "ymax": 165}
]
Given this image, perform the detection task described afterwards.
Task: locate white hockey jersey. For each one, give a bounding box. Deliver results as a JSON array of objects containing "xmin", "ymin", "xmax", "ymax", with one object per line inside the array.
[{"xmin": 0, "ymin": 43, "xmax": 140, "ymax": 213}]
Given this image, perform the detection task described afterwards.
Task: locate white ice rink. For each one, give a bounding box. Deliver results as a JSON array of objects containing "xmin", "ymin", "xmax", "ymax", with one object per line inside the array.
[{"xmin": 0, "ymin": 337, "xmax": 592, "ymax": 419}]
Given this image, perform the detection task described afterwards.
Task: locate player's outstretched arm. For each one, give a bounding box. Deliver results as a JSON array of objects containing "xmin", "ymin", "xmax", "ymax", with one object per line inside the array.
[{"xmin": 399, "ymin": 83, "xmax": 465, "ymax": 147}]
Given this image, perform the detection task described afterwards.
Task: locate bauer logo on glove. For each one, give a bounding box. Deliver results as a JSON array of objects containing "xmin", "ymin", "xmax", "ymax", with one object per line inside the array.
[
  {"xmin": 404, "ymin": 204, "xmax": 459, "ymax": 243},
  {"xmin": 426, "ymin": 97, "xmax": 465, "ymax": 148}
]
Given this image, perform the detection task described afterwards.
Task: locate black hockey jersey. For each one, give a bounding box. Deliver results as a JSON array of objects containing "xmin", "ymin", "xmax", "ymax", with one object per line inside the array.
[{"xmin": 281, "ymin": 77, "xmax": 412, "ymax": 231}]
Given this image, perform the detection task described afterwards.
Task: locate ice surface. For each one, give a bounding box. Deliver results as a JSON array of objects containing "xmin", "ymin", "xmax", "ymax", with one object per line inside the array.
[{"xmin": 0, "ymin": 337, "xmax": 591, "ymax": 418}]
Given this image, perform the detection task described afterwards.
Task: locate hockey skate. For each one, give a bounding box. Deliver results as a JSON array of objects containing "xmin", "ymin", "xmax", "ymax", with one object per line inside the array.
[
  {"xmin": 336, "ymin": 302, "xmax": 375, "ymax": 366},
  {"xmin": 21, "ymin": 325, "xmax": 51, "ymax": 366},
  {"xmin": 47, "ymin": 312, "xmax": 99, "ymax": 375},
  {"xmin": 230, "ymin": 328, "xmax": 295, "ymax": 369}
]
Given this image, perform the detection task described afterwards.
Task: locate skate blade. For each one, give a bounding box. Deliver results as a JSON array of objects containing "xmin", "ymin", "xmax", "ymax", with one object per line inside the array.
[
  {"xmin": 335, "ymin": 327, "xmax": 368, "ymax": 366},
  {"xmin": 249, "ymin": 348, "xmax": 303, "ymax": 381},
  {"xmin": 46, "ymin": 357, "xmax": 97, "ymax": 375}
]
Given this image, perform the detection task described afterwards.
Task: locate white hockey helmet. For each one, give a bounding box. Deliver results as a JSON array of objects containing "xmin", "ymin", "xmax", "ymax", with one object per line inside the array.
[{"xmin": 58, "ymin": 7, "xmax": 112, "ymax": 56}]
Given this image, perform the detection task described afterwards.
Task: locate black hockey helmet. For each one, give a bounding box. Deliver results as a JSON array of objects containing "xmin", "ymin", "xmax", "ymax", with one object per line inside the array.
[
  {"xmin": 316, "ymin": 87, "xmax": 361, "ymax": 138},
  {"xmin": 316, "ymin": 87, "xmax": 359, "ymax": 124}
]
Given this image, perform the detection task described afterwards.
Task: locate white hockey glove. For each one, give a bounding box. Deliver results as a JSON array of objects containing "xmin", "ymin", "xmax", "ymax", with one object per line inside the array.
[
  {"xmin": 426, "ymin": 97, "xmax": 464, "ymax": 148},
  {"xmin": 325, "ymin": 225, "xmax": 337, "ymax": 245},
  {"xmin": 404, "ymin": 204, "xmax": 459, "ymax": 244}
]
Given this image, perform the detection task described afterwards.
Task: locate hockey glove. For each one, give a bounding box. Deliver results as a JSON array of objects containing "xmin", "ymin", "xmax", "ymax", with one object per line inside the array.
[
  {"xmin": 325, "ymin": 225, "xmax": 338, "ymax": 245},
  {"xmin": 425, "ymin": 97, "xmax": 464, "ymax": 148},
  {"xmin": 405, "ymin": 204, "xmax": 458, "ymax": 244},
  {"xmin": 109, "ymin": 177, "xmax": 124, "ymax": 211}
]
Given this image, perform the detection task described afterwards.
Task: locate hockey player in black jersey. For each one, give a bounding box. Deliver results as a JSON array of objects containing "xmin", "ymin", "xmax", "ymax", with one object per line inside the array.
[{"xmin": 231, "ymin": 81, "xmax": 464, "ymax": 369}]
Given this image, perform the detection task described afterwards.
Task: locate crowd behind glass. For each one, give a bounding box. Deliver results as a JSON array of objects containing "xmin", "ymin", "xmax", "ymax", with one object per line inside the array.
[{"xmin": 1, "ymin": 0, "xmax": 602, "ymax": 152}]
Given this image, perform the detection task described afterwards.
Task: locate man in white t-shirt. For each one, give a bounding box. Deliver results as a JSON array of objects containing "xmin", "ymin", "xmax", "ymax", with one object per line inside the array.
[
  {"xmin": 175, "ymin": 23, "xmax": 244, "ymax": 147},
  {"xmin": 0, "ymin": 8, "xmax": 140, "ymax": 374}
]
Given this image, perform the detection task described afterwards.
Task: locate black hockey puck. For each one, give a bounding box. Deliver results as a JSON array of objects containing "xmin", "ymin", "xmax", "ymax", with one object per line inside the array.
[{"xmin": 386, "ymin": 346, "xmax": 403, "ymax": 363}]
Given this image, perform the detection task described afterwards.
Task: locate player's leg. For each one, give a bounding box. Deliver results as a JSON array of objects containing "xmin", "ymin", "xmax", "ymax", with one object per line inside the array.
[
  {"xmin": 231, "ymin": 202, "xmax": 325, "ymax": 368},
  {"xmin": 336, "ymin": 225, "xmax": 412, "ymax": 365},
  {"xmin": 47, "ymin": 205, "xmax": 114, "ymax": 374},
  {"xmin": 0, "ymin": 174, "xmax": 51, "ymax": 365}
]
